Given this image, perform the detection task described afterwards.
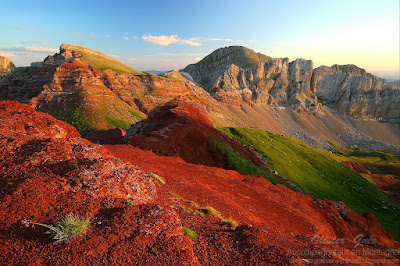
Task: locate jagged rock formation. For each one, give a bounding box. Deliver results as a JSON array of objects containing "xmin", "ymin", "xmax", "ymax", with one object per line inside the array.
[
  {"xmin": 183, "ymin": 46, "xmax": 400, "ymax": 122},
  {"xmin": 209, "ymin": 58, "xmax": 318, "ymax": 110},
  {"xmin": 182, "ymin": 46, "xmax": 271, "ymax": 87},
  {"xmin": 0, "ymin": 56, "xmax": 16, "ymax": 76},
  {"xmin": 312, "ymin": 64, "xmax": 400, "ymax": 123}
]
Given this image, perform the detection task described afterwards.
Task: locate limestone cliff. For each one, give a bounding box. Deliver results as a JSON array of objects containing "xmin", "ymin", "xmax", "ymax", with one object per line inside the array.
[
  {"xmin": 182, "ymin": 46, "xmax": 271, "ymax": 87},
  {"xmin": 311, "ymin": 64, "xmax": 400, "ymax": 123},
  {"xmin": 183, "ymin": 46, "xmax": 399, "ymax": 122},
  {"xmin": 0, "ymin": 56, "xmax": 16, "ymax": 76},
  {"xmin": 209, "ymin": 58, "xmax": 317, "ymax": 110}
]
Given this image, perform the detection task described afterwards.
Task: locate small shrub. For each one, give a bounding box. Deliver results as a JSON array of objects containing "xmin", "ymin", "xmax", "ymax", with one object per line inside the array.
[
  {"xmin": 182, "ymin": 226, "xmax": 198, "ymax": 240},
  {"xmin": 22, "ymin": 214, "xmax": 90, "ymax": 243}
]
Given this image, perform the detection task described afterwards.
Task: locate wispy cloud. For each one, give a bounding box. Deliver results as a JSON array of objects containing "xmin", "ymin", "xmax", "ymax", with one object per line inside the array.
[
  {"xmin": 34, "ymin": 26, "xmax": 45, "ymax": 32},
  {"xmin": 195, "ymin": 57, "xmax": 202, "ymax": 61},
  {"xmin": 157, "ymin": 53, "xmax": 207, "ymax": 57},
  {"xmin": 0, "ymin": 52, "xmax": 17, "ymax": 58},
  {"xmin": 189, "ymin": 37, "xmax": 233, "ymax": 42},
  {"xmin": 123, "ymin": 36, "xmax": 131, "ymax": 41},
  {"xmin": 15, "ymin": 26, "xmax": 27, "ymax": 31},
  {"xmin": 108, "ymin": 54, "xmax": 120, "ymax": 58},
  {"xmin": 21, "ymin": 41, "xmax": 50, "ymax": 45},
  {"xmin": 142, "ymin": 34, "xmax": 201, "ymax": 46},
  {"xmin": 142, "ymin": 34, "xmax": 180, "ymax": 46},
  {"xmin": 133, "ymin": 36, "xmax": 139, "ymax": 40},
  {"xmin": 105, "ymin": 35, "xmax": 110, "ymax": 39},
  {"xmin": 24, "ymin": 47, "xmax": 58, "ymax": 53},
  {"xmin": 180, "ymin": 39, "xmax": 201, "ymax": 47},
  {"xmin": 89, "ymin": 32, "xmax": 97, "ymax": 39}
]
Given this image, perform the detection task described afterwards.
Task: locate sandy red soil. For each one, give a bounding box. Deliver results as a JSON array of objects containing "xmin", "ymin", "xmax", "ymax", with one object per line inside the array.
[{"xmin": 1, "ymin": 100, "xmax": 399, "ymax": 265}]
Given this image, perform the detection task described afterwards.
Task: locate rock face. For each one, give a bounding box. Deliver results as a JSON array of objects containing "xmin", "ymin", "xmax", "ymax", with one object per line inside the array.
[
  {"xmin": 0, "ymin": 56, "xmax": 16, "ymax": 76},
  {"xmin": 182, "ymin": 46, "xmax": 271, "ymax": 87},
  {"xmin": 209, "ymin": 58, "xmax": 318, "ymax": 110},
  {"xmin": 184, "ymin": 46, "xmax": 400, "ymax": 122},
  {"xmin": 312, "ymin": 64, "xmax": 400, "ymax": 123}
]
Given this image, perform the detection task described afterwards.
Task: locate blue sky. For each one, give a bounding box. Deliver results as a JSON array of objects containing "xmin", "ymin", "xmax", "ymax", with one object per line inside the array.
[{"xmin": 0, "ymin": 0, "xmax": 399, "ymax": 79}]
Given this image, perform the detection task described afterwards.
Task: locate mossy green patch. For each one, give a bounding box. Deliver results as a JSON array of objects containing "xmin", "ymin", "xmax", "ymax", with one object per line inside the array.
[{"xmin": 219, "ymin": 127, "xmax": 400, "ymax": 240}]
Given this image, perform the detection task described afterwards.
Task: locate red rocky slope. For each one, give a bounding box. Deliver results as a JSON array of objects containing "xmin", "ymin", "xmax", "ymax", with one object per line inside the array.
[{"xmin": 1, "ymin": 98, "xmax": 399, "ymax": 264}]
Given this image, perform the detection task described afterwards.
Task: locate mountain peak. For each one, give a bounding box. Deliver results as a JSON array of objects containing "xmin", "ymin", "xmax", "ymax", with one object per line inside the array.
[
  {"xmin": 0, "ymin": 56, "xmax": 16, "ymax": 76},
  {"xmin": 182, "ymin": 46, "xmax": 271, "ymax": 87},
  {"xmin": 55, "ymin": 43, "xmax": 143, "ymax": 75}
]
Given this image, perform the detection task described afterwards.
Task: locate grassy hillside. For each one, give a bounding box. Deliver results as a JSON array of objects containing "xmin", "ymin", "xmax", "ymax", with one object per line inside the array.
[
  {"xmin": 219, "ymin": 127, "xmax": 400, "ymax": 240},
  {"xmin": 211, "ymin": 139, "xmax": 290, "ymax": 187},
  {"xmin": 322, "ymin": 144, "xmax": 400, "ymax": 168},
  {"xmin": 64, "ymin": 89, "xmax": 145, "ymax": 135},
  {"xmin": 61, "ymin": 44, "xmax": 144, "ymax": 76}
]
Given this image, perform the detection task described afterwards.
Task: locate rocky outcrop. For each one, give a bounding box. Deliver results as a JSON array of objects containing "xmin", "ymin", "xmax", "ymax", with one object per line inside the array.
[
  {"xmin": 184, "ymin": 46, "xmax": 399, "ymax": 122},
  {"xmin": 182, "ymin": 46, "xmax": 271, "ymax": 87},
  {"xmin": 124, "ymin": 97, "xmax": 278, "ymax": 172},
  {"xmin": 209, "ymin": 58, "xmax": 318, "ymax": 110},
  {"xmin": 0, "ymin": 56, "xmax": 16, "ymax": 76},
  {"xmin": 311, "ymin": 64, "xmax": 400, "ymax": 123}
]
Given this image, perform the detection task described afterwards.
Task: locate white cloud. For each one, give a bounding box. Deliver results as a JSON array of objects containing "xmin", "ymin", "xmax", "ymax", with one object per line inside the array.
[
  {"xmin": 180, "ymin": 40, "xmax": 201, "ymax": 46},
  {"xmin": 124, "ymin": 36, "xmax": 131, "ymax": 41},
  {"xmin": 128, "ymin": 57, "xmax": 136, "ymax": 61},
  {"xmin": 105, "ymin": 35, "xmax": 110, "ymax": 39},
  {"xmin": 133, "ymin": 36, "xmax": 138, "ymax": 39},
  {"xmin": 89, "ymin": 32, "xmax": 97, "ymax": 38},
  {"xmin": 108, "ymin": 54, "xmax": 120, "ymax": 58},
  {"xmin": 24, "ymin": 47, "xmax": 58, "ymax": 53},
  {"xmin": 195, "ymin": 57, "xmax": 202, "ymax": 61},
  {"xmin": 0, "ymin": 52, "xmax": 17, "ymax": 58},
  {"xmin": 142, "ymin": 34, "xmax": 180, "ymax": 46},
  {"xmin": 142, "ymin": 34, "xmax": 202, "ymax": 46}
]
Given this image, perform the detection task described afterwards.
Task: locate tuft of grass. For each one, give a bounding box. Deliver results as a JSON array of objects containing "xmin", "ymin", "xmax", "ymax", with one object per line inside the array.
[
  {"xmin": 219, "ymin": 127, "xmax": 400, "ymax": 241},
  {"xmin": 150, "ymin": 172, "xmax": 166, "ymax": 185},
  {"xmin": 223, "ymin": 218, "xmax": 238, "ymax": 230},
  {"xmin": 182, "ymin": 226, "xmax": 198, "ymax": 240},
  {"xmin": 22, "ymin": 214, "xmax": 90, "ymax": 243},
  {"xmin": 126, "ymin": 199, "xmax": 135, "ymax": 206},
  {"xmin": 210, "ymin": 139, "xmax": 290, "ymax": 187},
  {"xmin": 196, "ymin": 206, "xmax": 222, "ymax": 218}
]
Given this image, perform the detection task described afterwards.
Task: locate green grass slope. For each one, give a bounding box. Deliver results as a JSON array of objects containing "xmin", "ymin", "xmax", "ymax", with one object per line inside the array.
[
  {"xmin": 61, "ymin": 44, "xmax": 144, "ymax": 76},
  {"xmin": 211, "ymin": 139, "xmax": 290, "ymax": 187},
  {"xmin": 219, "ymin": 127, "xmax": 400, "ymax": 240}
]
